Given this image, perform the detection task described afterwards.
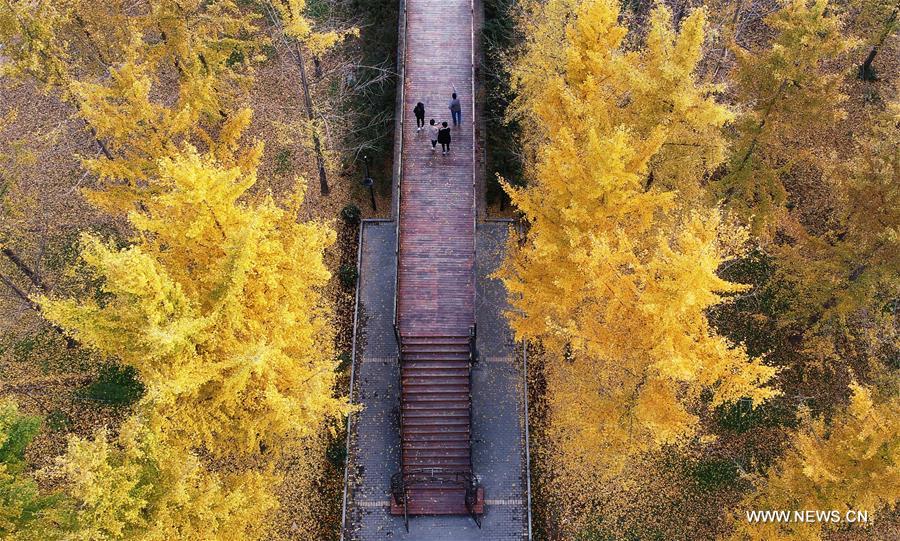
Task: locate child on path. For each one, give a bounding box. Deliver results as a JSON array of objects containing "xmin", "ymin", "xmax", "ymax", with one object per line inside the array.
[
  {"xmin": 438, "ymin": 122, "xmax": 451, "ymax": 154},
  {"xmin": 429, "ymin": 119, "xmax": 440, "ymax": 151},
  {"xmin": 448, "ymin": 93, "xmax": 462, "ymax": 127},
  {"xmin": 414, "ymin": 102, "xmax": 425, "ymax": 131}
]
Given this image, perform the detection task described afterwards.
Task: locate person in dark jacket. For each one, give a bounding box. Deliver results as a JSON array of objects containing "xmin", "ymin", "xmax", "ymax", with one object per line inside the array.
[
  {"xmin": 448, "ymin": 93, "xmax": 462, "ymax": 127},
  {"xmin": 414, "ymin": 102, "xmax": 425, "ymax": 131},
  {"xmin": 437, "ymin": 121, "xmax": 451, "ymax": 154}
]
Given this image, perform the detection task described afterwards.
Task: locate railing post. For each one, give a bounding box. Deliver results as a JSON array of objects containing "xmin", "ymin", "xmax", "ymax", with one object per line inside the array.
[
  {"xmin": 403, "ymin": 486, "xmax": 409, "ymax": 533},
  {"xmin": 469, "ymin": 324, "xmax": 477, "ymax": 364}
]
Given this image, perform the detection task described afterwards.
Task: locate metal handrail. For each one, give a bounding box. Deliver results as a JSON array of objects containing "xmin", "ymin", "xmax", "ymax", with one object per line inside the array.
[
  {"xmin": 338, "ymin": 221, "xmax": 367, "ymax": 541},
  {"xmin": 401, "ymin": 469, "xmax": 482, "ymax": 529},
  {"xmin": 466, "ymin": 325, "xmax": 480, "ymax": 530},
  {"xmin": 523, "ymin": 340, "xmax": 534, "ymax": 540},
  {"xmin": 470, "ymin": 0, "xmax": 478, "ymax": 337},
  {"xmin": 390, "ymin": 472, "xmax": 409, "ymax": 531},
  {"xmin": 400, "ymin": 468, "xmax": 480, "ymax": 488},
  {"xmin": 392, "ymin": 1, "xmax": 409, "ymax": 336},
  {"xmin": 391, "ymin": 469, "xmax": 482, "ymax": 531}
]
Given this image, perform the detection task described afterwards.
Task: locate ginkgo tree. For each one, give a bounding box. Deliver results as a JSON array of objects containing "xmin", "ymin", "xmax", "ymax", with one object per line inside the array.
[
  {"xmin": 23, "ymin": 144, "xmax": 350, "ymax": 540},
  {"xmin": 714, "ymin": 0, "xmax": 853, "ymax": 235},
  {"xmin": 56, "ymin": 419, "xmax": 278, "ymax": 541},
  {"xmin": 40, "ymin": 145, "xmax": 349, "ymax": 459},
  {"xmin": 0, "ymin": 0, "xmax": 263, "ymax": 214},
  {"xmin": 509, "ymin": 0, "xmax": 732, "ymax": 205},
  {"xmin": 851, "ymin": 0, "xmax": 899, "ymax": 81},
  {"xmin": 500, "ymin": 0, "xmax": 779, "ymax": 515},
  {"xmin": 265, "ymin": 0, "xmax": 358, "ymax": 195},
  {"xmin": 726, "ymin": 380, "xmax": 900, "ymax": 541},
  {"xmin": 773, "ymin": 100, "xmax": 899, "ymax": 363}
]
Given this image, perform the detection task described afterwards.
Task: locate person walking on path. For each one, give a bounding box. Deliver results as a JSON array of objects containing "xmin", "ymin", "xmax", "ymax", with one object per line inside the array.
[
  {"xmin": 448, "ymin": 93, "xmax": 462, "ymax": 127},
  {"xmin": 414, "ymin": 102, "xmax": 426, "ymax": 131},
  {"xmin": 429, "ymin": 119, "xmax": 440, "ymax": 151},
  {"xmin": 438, "ymin": 121, "xmax": 451, "ymax": 154}
]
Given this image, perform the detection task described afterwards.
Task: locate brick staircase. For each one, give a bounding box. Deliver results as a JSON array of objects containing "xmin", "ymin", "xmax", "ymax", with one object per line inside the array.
[{"xmin": 390, "ymin": 332, "xmax": 484, "ymax": 523}]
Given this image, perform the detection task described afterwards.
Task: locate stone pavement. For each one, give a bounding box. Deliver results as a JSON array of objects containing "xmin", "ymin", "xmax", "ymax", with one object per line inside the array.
[{"xmin": 343, "ymin": 221, "xmax": 528, "ymax": 540}]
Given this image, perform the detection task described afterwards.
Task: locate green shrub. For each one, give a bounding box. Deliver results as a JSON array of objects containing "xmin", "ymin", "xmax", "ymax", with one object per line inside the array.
[
  {"xmin": 340, "ymin": 203, "xmax": 361, "ymax": 225},
  {"xmin": 0, "ymin": 400, "xmax": 71, "ymax": 536},
  {"xmin": 78, "ymin": 363, "xmax": 145, "ymax": 406},
  {"xmin": 274, "ymin": 148, "xmax": 293, "ymax": 175},
  {"xmin": 326, "ymin": 433, "xmax": 347, "ymax": 470},
  {"xmin": 336, "ymin": 351, "xmax": 352, "ymax": 373},
  {"xmin": 0, "ymin": 402, "xmax": 41, "ymax": 465},
  {"xmin": 338, "ymin": 264, "xmax": 358, "ymax": 288}
]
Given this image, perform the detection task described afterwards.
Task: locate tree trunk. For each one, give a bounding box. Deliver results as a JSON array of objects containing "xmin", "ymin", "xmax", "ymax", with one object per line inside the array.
[
  {"xmin": 859, "ymin": 46, "xmax": 879, "ymax": 81},
  {"xmin": 734, "ymin": 79, "xmax": 788, "ymax": 174},
  {"xmin": 0, "ymin": 272, "xmax": 39, "ymax": 311},
  {"xmin": 1, "ymin": 247, "xmax": 48, "ymax": 292},
  {"xmin": 0, "ymin": 272, "xmax": 78, "ymax": 348},
  {"xmin": 859, "ymin": 7, "xmax": 898, "ymax": 82},
  {"xmin": 263, "ymin": 1, "xmax": 330, "ymax": 194},
  {"xmin": 710, "ymin": 0, "xmax": 744, "ymax": 82},
  {"xmin": 293, "ymin": 43, "xmax": 330, "ymax": 195}
]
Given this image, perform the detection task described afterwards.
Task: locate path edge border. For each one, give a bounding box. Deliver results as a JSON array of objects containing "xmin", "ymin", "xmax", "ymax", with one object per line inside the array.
[
  {"xmin": 339, "ymin": 218, "xmax": 391, "ymax": 541},
  {"xmin": 482, "ymin": 218, "xmax": 534, "ymax": 540}
]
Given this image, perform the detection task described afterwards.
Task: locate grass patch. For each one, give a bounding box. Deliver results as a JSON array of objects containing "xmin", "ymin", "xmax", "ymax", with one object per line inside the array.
[
  {"xmin": 78, "ymin": 363, "xmax": 145, "ymax": 407},
  {"xmin": 7, "ymin": 329, "xmax": 93, "ymax": 374},
  {"xmin": 45, "ymin": 409, "xmax": 72, "ymax": 432},
  {"xmin": 305, "ymin": 0, "xmax": 331, "ymax": 21},
  {"xmin": 690, "ymin": 458, "xmax": 738, "ymax": 491},
  {"xmin": 710, "ymin": 249, "xmax": 789, "ymax": 358},
  {"xmin": 716, "ymin": 397, "xmax": 798, "ymax": 434},
  {"xmin": 574, "ymin": 520, "xmax": 666, "ymax": 541}
]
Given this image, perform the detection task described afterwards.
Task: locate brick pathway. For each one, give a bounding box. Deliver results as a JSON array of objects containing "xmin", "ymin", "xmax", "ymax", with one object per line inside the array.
[
  {"xmin": 397, "ymin": 0, "xmax": 476, "ymax": 337},
  {"xmin": 341, "ymin": 0, "xmax": 529, "ymax": 536},
  {"xmin": 344, "ymin": 222, "xmax": 529, "ymax": 540}
]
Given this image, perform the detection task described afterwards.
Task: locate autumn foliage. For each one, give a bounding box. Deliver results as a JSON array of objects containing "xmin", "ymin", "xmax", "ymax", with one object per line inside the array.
[
  {"xmin": 500, "ymin": 0, "xmax": 778, "ymax": 502},
  {"xmin": 501, "ymin": 0, "xmax": 898, "ymax": 538},
  {"xmin": 0, "ymin": 0, "xmax": 351, "ymax": 539},
  {"xmin": 728, "ymin": 381, "xmax": 900, "ymax": 541},
  {"xmin": 0, "ymin": 0, "xmax": 897, "ymax": 539}
]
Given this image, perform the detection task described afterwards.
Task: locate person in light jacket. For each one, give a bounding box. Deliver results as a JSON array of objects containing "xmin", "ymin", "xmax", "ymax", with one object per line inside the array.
[{"xmin": 429, "ymin": 119, "xmax": 440, "ymax": 151}]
